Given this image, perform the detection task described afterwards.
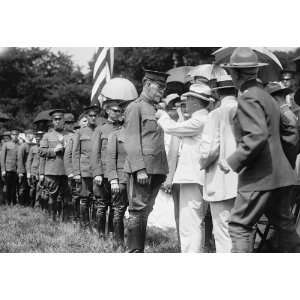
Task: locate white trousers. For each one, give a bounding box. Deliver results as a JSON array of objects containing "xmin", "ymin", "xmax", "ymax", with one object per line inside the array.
[
  {"xmin": 179, "ymin": 184, "xmax": 208, "ymax": 253},
  {"xmin": 209, "ymin": 198, "xmax": 235, "ymax": 253}
]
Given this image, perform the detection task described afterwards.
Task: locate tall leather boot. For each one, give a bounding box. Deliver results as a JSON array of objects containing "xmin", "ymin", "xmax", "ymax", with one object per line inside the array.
[
  {"xmin": 127, "ymin": 213, "xmax": 147, "ymax": 253},
  {"xmin": 80, "ymin": 198, "xmax": 90, "ymax": 229}
]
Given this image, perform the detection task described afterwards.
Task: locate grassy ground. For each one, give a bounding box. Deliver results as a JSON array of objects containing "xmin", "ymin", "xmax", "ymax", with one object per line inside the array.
[{"xmin": 0, "ymin": 205, "xmax": 179, "ymax": 253}]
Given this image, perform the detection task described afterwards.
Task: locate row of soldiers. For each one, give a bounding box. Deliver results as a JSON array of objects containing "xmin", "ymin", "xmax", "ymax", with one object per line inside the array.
[{"xmin": 0, "ymin": 101, "xmax": 130, "ymax": 249}]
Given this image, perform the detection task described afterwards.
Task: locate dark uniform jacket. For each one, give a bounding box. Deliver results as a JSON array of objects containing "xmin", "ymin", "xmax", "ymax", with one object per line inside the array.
[
  {"xmin": 0, "ymin": 141, "xmax": 19, "ymax": 172},
  {"xmin": 91, "ymin": 120, "xmax": 122, "ymax": 179},
  {"xmin": 106, "ymin": 127, "xmax": 128, "ymax": 184},
  {"xmin": 39, "ymin": 130, "xmax": 66, "ymax": 176},
  {"xmin": 72, "ymin": 126, "xmax": 96, "ymax": 178},
  {"xmin": 17, "ymin": 142, "xmax": 33, "ymax": 174},
  {"xmin": 26, "ymin": 144, "xmax": 40, "ymax": 177},
  {"xmin": 227, "ymin": 80, "xmax": 297, "ymax": 192},
  {"xmin": 63, "ymin": 131, "xmax": 75, "ymax": 176},
  {"xmin": 123, "ymin": 96, "xmax": 168, "ymax": 175}
]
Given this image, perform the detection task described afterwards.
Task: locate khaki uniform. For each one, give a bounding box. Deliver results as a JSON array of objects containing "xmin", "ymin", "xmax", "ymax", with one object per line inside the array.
[
  {"xmin": 72, "ymin": 126, "xmax": 96, "ymax": 228},
  {"xmin": 26, "ymin": 144, "xmax": 41, "ymax": 207},
  {"xmin": 106, "ymin": 127, "xmax": 129, "ymax": 245},
  {"xmin": 123, "ymin": 96, "xmax": 168, "ymax": 252},
  {"xmin": 64, "ymin": 131, "xmax": 80, "ymax": 221},
  {"xmin": 39, "ymin": 129, "xmax": 67, "ymax": 220},
  {"xmin": 0, "ymin": 141, "xmax": 19, "ymax": 205},
  {"xmin": 91, "ymin": 120, "xmax": 122, "ymax": 237},
  {"xmin": 17, "ymin": 142, "xmax": 33, "ymax": 205}
]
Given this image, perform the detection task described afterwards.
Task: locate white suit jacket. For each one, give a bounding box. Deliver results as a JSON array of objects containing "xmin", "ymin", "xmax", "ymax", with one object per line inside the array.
[
  {"xmin": 199, "ymin": 96, "xmax": 238, "ymax": 202},
  {"xmin": 158, "ymin": 109, "xmax": 208, "ymax": 185}
]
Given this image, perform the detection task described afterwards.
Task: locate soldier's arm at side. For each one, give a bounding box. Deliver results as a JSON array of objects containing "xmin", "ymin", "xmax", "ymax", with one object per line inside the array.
[
  {"xmin": 124, "ymin": 103, "xmax": 146, "ymax": 172},
  {"xmin": 91, "ymin": 127, "xmax": 104, "ymax": 178},
  {"xmin": 0, "ymin": 143, "xmax": 7, "ymax": 172},
  {"xmin": 106, "ymin": 132, "xmax": 118, "ymax": 182},
  {"xmin": 26, "ymin": 147, "xmax": 34, "ymax": 175},
  {"xmin": 64, "ymin": 137, "xmax": 74, "ymax": 176},
  {"xmin": 72, "ymin": 132, "xmax": 81, "ymax": 176},
  {"xmin": 17, "ymin": 144, "xmax": 26, "ymax": 174},
  {"xmin": 227, "ymin": 95, "xmax": 268, "ymax": 172}
]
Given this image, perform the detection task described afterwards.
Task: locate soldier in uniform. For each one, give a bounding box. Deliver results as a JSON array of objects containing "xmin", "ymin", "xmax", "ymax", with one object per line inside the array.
[
  {"xmin": 72, "ymin": 105, "xmax": 99, "ymax": 229},
  {"xmin": 39, "ymin": 109, "xmax": 67, "ymax": 221},
  {"xmin": 91, "ymin": 101, "xmax": 123, "ymax": 239},
  {"xmin": 105, "ymin": 100, "xmax": 133, "ymax": 248},
  {"xmin": 63, "ymin": 113, "xmax": 80, "ymax": 222},
  {"xmin": 1, "ymin": 130, "xmax": 19, "ymax": 206},
  {"xmin": 17, "ymin": 129, "xmax": 35, "ymax": 206},
  {"xmin": 123, "ymin": 69, "xmax": 169, "ymax": 253},
  {"xmin": 219, "ymin": 47, "xmax": 300, "ymax": 252},
  {"xmin": 26, "ymin": 131, "xmax": 44, "ymax": 207}
]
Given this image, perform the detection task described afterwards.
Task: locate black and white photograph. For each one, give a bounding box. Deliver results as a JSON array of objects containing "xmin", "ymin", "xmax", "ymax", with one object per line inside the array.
[
  {"xmin": 0, "ymin": 46, "xmax": 300, "ymax": 254},
  {"xmin": 1, "ymin": 1, "xmax": 300, "ymax": 299}
]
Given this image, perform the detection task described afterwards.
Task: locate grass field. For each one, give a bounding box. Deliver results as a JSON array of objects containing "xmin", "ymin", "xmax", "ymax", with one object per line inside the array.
[{"xmin": 0, "ymin": 205, "xmax": 179, "ymax": 253}]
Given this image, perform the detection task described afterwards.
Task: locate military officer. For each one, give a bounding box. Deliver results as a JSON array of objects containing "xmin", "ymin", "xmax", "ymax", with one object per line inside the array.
[
  {"xmin": 123, "ymin": 69, "xmax": 169, "ymax": 252},
  {"xmin": 26, "ymin": 131, "xmax": 44, "ymax": 207},
  {"xmin": 220, "ymin": 47, "xmax": 300, "ymax": 252},
  {"xmin": 91, "ymin": 101, "xmax": 123, "ymax": 239},
  {"xmin": 1, "ymin": 130, "xmax": 19, "ymax": 206},
  {"xmin": 17, "ymin": 129, "xmax": 35, "ymax": 206},
  {"xmin": 72, "ymin": 105, "xmax": 99, "ymax": 229},
  {"xmin": 39, "ymin": 109, "xmax": 67, "ymax": 221}
]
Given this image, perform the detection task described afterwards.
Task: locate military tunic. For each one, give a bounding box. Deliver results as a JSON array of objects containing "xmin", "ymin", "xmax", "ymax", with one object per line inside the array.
[
  {"xmin": 106, "ymin": 127, "xmax": 129, "ymax": 244},
  {"xmin": 17, "ymin": 142, "xmax": 33, "ymax": 205},
  {"xmin": 0, "ymin": 141, "xmax": 19, "ymax": 205},
  {"xmin": 72, "ymin": 125, "xmax": 96, "ymax": 227},
  {"xmin": 123, "ymin": 96, "xmax": 168, "ymax": 252},
  {"xmin": 26, "ymin": 144, "xmax": 40, "ymax": 207},
  {"xmin": 91, "ymin": 120, "xmax": 122, "ymax": 237},
  {"xmin": 39, "ymin": 129, "xmax": 67, "ymax": 220}
]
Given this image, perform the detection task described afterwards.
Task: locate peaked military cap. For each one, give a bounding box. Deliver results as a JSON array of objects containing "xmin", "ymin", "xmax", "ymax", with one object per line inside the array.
[
  {"xmin": 49, "ymin": 109, "xmax": 65, "ymax": 117},
  {"xmin": 281, "ymin": 69, "xmax": 295, "ymax": 80},
  {"xmin": 143, "ymin": 68, "xmax": 169, "ymax": 85},
  {"xmin": 83, "ymin": 105, "xmax": 100, "ymax": 113}
]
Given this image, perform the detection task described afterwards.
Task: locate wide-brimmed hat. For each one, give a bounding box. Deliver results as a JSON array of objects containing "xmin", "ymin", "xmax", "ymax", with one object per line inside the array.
[
  {"xmin": 182, "ymin": 84, "xmax": 214, "ymax": 102},
  {"xmin": 163, "ymin": 93, "xmax": 181, "ymax": 107},
  {"xmin": 212, "ymin": 74, "xmax": 235, "ymax": 90},
  {"xmin": 221, "ymin": 47, "xmax": 268, "ymax": 69},
  {"xmin": 265, "ymin": 81, "xmax": 292, "ymax": 96}
]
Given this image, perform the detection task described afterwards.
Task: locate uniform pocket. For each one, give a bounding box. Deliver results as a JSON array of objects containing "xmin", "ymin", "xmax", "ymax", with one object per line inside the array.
[{"xmin": 142, "ymin": 114, "xmax": 158, "ymax": 133}]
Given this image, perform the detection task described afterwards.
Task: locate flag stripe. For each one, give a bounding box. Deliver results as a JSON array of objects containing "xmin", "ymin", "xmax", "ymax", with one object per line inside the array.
[{"xmin": 91, "ymin": 47, "xmax": 114, "ymax": 105}]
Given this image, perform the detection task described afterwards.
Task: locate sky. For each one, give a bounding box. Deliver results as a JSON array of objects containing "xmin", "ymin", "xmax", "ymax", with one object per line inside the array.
[{"xmin": 50, "ymin": 47, "xmax": 297, "ymax": 74}]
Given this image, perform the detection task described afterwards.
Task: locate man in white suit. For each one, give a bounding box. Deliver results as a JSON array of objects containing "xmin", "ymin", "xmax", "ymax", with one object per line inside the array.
[
  {"xmin": 156, "ymin": 84, "xmax": 214, "ymax": 252},
  {"xmin": 199, "ymin": 74, "xmax": 238, "ymax": 252}
]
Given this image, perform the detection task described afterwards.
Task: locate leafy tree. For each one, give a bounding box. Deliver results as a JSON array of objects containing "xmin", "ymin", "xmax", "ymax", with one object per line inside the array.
[{"xmin": 0, "ymin": 47, "xmax": 91, "ymax": 131}]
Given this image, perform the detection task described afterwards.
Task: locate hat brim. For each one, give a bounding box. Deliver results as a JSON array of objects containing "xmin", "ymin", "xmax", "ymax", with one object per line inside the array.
[
  {"xmin": 270, "ymin": 87, "xmax": 293, "ymax": 96},
  {"xmin": 212, "ymin": 85, "xmax": 236, "ymax": 91},
  {"xmin": 183, "ymin": 91, "xmax": 214, "ymax": 102},
  {"xmin": 220, "ymin": 62, "xmax": 268, "ymax": 68}
]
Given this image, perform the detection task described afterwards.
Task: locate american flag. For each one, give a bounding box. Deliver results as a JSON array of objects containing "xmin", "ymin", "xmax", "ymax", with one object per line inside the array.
[{"xmin": 91, "ymin": 47, "xmax": 114, "ymax": 106}]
